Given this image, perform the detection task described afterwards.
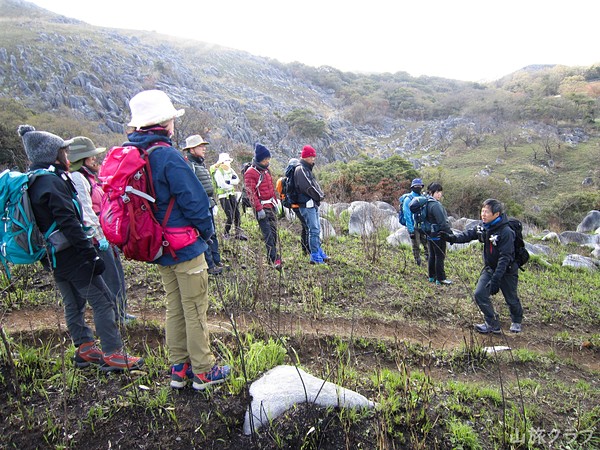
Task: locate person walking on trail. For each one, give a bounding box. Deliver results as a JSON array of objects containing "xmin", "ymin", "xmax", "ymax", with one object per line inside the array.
[
  {"xmin": 125, "ymin": 90, "xmax": 230, "ymax": 390},
  {"xmin": 442, "ymin": 199, "xmax": 523, "ymax": 334},
  {"xmin": 67, "ymin": 136, "xmax": 134, "ymax": 324},
  {"xmin": 244, "ymin": 143, "xmax": 282, "ymax": 269},
  {"xmin": 401, "ymin": 178, "xmax": 429, "ymax": 266},
  {"xmin": 276, "ymin": 158, "xmax": 309, "ymax": 255},
  {"xmin": 294, "ymin": 145, "xmax": 329, "ymax": 264},
  {"xmin": 18, "ymin": 125, "xmax": 144, "ymax": 372},
  {"xmin": 425, "ymin": 182, "xmax": 453, "ymax": 285},
  {"xmin": 212, "ymin": 152, "xmax": 247, "ymax": 241},
  {"xmin": 183, "ymin": 134, "xmax": 224, "ymax": 276}
]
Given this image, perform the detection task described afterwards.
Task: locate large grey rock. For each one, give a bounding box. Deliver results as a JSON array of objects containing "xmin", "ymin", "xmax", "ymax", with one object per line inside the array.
[
  {"xmin": 320, "ymin": 217, "xmax": 336, "ymax": 239},
  {"xmin": 348, "ymin": 202, "xmax": 398, "ymax": 236},
  {"xmin": 526, "ymin": 242, "xmax": 552, "ymax": 256},
  {"xmin": 373, "ymin": 201, "xmax": 396, "ymax": 213},
  {"xmin": 576, "ymin": 210, "xmax": 600, "ymax": 233},
  {"xmin": 559, "ymin": 231, "xmax": 594, "ymax": 245},
  {"xmin": 330, "ymin": 202, "xmax": 351, "ymax": 217},
  {"xmin": 243, "ymin": 365, "xmax": 375, "ymax": 434},
  {"xmin": 562, "ymin": 254, "xmax": 598, "ymax": 271},
  {"xmin": 387, "ymin": 227, "xmax": 412, "ymax": 246}
]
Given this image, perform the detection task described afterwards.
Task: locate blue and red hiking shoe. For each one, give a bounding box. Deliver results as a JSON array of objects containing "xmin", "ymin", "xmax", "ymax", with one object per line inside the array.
[
  {"xmin": 73, "ymin": 341, "xmax": 103, "ymax": 368},
  {"xmin": 170, "ymin": 362, "xmax": 194, "ymax": 389},
  {"xmin": 192, "ymin": 365, "xmax": 231, "ymax": 391},
  {"xmin": 99, "ymin": 350, "xmax": 145, "ymax": 372}
]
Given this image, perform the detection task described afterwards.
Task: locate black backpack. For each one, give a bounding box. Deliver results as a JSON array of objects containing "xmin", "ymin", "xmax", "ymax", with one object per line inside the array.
[
  {"xmin": 507, "ymin": 218, "xmax": 530, "ymax": 270},
  {"xmin": 239, "ymin": 162, "xmax": 254, "ymax": 209},
  {"xmin": 281, "ymin": 161, "xmax": 300, "ymax": 209},
  {"xmin": 408, "ymin": 196, "xmax": 436, "ymax": 234}
]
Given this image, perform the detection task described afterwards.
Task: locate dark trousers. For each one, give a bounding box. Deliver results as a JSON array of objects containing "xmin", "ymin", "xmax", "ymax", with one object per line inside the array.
[
  {"xmin": 55, "ymin": 268, "xmax": 122, "ymax": 354},
  {"xmin": 474, "ymin": 265, "xmax": 523, "ymax": 327},
  {"xmin": 220, "ymin": 195, "xmax": 240, "ymax": 235},
  {"xmin": 293, "ymin": 207, "xmax": 310, "ymax": 255},
  {"xmin": 257, "ymin": 207, "xmax": 278, "ymax": 263},
  {"xmin": 98, "ymin": 245, "xmax": 128, "ymax": 321},
  {"xmin": 411, "ymin": 229, "xmax": 429, "ymax": 262},
  {"xmin": 427, "ymin": 238, "xmax": 447, "ymax": 281}
]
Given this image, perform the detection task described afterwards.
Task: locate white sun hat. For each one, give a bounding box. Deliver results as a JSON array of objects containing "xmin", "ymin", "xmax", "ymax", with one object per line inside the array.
[
  {"xmin": 127, "ymin": 90, "xmax": 185, "ymax": 129},
  {"xmin": 217, "ymin": 152, "xmax": 233, "ymax": 164}
]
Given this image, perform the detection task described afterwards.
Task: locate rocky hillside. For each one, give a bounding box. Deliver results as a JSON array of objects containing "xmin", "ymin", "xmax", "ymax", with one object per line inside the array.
[{"xmin": 0, "ymin": 0, "xmax": 598, "ymax": 172}]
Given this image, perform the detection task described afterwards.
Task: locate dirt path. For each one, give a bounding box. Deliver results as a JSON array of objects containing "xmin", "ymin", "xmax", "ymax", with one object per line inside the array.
[{"xmin": 3, "ymin": 304, "xmax": 599, "ymax": 373}]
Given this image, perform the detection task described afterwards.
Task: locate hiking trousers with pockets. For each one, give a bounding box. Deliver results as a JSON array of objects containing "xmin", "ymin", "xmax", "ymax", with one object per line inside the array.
[{"xmin": 159, "ymin": 254, "xmax": 215, "ymax": 374}]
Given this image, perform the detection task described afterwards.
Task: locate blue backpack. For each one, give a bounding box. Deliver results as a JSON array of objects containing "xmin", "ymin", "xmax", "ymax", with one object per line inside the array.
[
  {"xmin": 398, "ymin": 193, "xmax": 411, "ymax": 226},
  {"xmin": 0, "ymin": 169, "xmax": 63, "ymax": 278}
]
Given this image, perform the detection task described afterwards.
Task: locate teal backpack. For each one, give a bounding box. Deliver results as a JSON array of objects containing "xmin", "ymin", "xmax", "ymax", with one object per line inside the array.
[{"xmin": 0, "ymin": 169, "xmax": 63, "ymax": 278}]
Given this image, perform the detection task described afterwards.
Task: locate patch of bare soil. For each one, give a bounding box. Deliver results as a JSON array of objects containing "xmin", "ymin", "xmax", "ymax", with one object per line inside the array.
[{"xmin": 4, "ymin": 304, "xmax": 599, "ymax": 373}]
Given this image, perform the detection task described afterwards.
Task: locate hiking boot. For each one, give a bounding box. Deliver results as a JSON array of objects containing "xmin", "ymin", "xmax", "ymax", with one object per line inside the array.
[
  {"xmin": 73, "ymin": 341, "xmax": 103, "ymax": 368},
  {"xmin": 436, "ymin": 279, "xmax": 453, "ymax": 285},
  {"xmin": 309, "ymin": 252, "xmax": 324, "ymax": 265},
  {"xmin": 428, "ymin": 277, "xmax": 436, "ymax": 283},
  {"xmin": 509, "ymin": 323, "xmax": 522, "ymax": 333},
  {"xmin": 234, "ymin": 230, "xmax": 248, "ymax": 241},
  {"xmin": 208, "ymin": 266, "xmax": 223, "ymax": 275},
  {"xmin": 192, "ymin": 365, "xmax": 231, "ymax": 391},
  {"xmin": 100, "ymin": 350, "xmax": 145, "ymax": 372},
  {"xmin": 475, "ymin": 323, "xmax": 501, "ymax": 334},
  {"xmin": 170, "ymin": 362, "xmax": 194, "ymax": 389},
  {"xmin": 273, "ymin": 259, "xmax": 283, "ymax": 270}
]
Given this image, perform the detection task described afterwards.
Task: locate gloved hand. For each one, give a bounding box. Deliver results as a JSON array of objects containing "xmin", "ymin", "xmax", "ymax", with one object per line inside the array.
[
  {"xmin": 257, "ymin": 209, "xmax": 266, "ymax": 220},
  {"xmin": 83, "ymin": 256, "xmax": 105, "ymax": 276},
  {"xmin": 440, "ymin": 231, "xmax": 457, "ymax": 243},
  {"xmin": 97, "ymin": 237, "xmax": 109, "ymax": 251},
  {"xmin": 409, "ymin": 232, "xmax": 416, "ymax": 240},
  {"xmin": 486, "ymin": 279, "xmax": 500, "ymax": 295}
]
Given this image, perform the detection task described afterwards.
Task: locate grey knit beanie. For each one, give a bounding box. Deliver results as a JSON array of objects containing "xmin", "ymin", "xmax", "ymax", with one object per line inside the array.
[{"xmin": 18, "ymin": 124, "xmax": 73, "ymax": 165}]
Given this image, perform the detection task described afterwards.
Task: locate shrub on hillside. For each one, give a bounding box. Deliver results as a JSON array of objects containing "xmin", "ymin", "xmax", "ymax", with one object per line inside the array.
[
  {"xmin": 319, "ymin": 155, "xmax": 419, "ymax": 205},
  {"xmin": 441, "ymin": 177, "xmax": 523, "ymax": 220},
  {"xmin": 542, "ymin": 191, "xmax": 600, "ymax": 231}
]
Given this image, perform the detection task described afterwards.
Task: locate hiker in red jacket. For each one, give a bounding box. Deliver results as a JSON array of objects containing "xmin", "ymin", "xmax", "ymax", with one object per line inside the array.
[{"xmin": 244, "ymin": 143, "xmax": 281, "ymax": 269}]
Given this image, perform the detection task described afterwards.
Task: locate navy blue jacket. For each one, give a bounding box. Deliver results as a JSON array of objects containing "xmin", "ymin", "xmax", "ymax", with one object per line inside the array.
[
  {"xmin": 452, "ymin": 213, "xmax": 515, "ymax": 281},
  {"xmin": 125, "ymin": 131, "xmax": 213, "ymax": 266}
]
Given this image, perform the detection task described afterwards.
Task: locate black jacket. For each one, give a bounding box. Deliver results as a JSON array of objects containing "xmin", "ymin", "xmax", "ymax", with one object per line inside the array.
[
  {"xmin": 453, "ymin": 213, "xmax": 515, "ymax": 281},
  {"xmin": 425, "ymin": 198, "xmax": 452, "ymax": 238},
  {"xmin": 27, "ymin": 163, "xmax": 98, "ymax": 273},
  {"xmin": 185, "ymin": 152, "xmax": 216, "ymax": 207},
  {"xmin": 294, "ymin": 160, "xmax": 324, "ymax": 206}
]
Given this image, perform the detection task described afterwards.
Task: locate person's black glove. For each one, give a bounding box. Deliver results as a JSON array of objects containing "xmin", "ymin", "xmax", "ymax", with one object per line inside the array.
[
  {"xmin": 440, "ymin": 231, "xmax": 457, "ymax": 243},
  {"xmin": 409, "ymin": 232, "xmax": 416, "ymax": 239},
  {"xmin": 486, "ymin": 279, "xmax": 500, "ymax": 295},
  {"xmin": 83, "ymin": 256, "xmax": 105, "ymax": 276}
]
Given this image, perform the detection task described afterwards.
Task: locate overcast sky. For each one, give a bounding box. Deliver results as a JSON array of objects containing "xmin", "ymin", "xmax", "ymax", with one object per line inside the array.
[{"xmin": 27, "ymin": 0, "xmax": 599, "ymax": 82}]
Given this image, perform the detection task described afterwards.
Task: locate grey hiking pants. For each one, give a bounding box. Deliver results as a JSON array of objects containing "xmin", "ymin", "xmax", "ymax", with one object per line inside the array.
[{"xmin": 474, "ymin": 265, "xmax": 523, "ymax": 327}]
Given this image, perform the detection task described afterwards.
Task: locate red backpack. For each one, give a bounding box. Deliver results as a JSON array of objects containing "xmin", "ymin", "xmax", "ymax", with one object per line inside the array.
[{"xmin": 98, "ymin": 144, "xmax": 198, "ymax": 262}]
